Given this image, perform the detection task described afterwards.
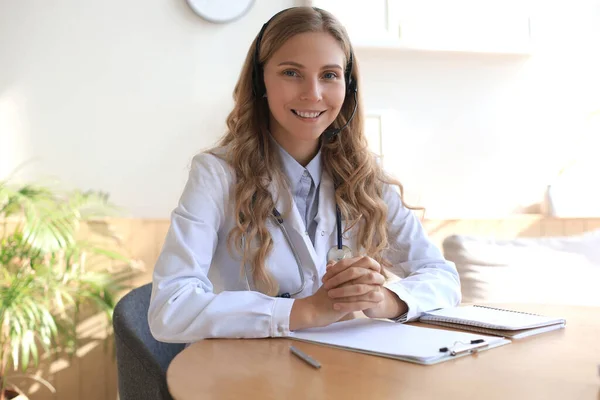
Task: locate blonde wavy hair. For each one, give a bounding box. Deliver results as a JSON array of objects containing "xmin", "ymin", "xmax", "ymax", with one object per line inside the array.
[{"xmin": 210, "ymin": 7, "xmax": 420, "ymax": 296}]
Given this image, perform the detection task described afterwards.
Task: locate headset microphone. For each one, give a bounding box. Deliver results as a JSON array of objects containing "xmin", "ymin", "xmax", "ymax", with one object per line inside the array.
[{"xmin": 322, "ymin": 88, "xmax": 358, "ymax": 142}]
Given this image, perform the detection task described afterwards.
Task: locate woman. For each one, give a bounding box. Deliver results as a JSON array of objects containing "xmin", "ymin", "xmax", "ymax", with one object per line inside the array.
[{"xmin": 148, "ymin": 7, "xmax": 460, "ymax": 342}]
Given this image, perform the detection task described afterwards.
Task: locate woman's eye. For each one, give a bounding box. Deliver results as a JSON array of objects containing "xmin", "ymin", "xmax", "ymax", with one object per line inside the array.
[
  {"xmin": 323, "ymin": 72, "xmax": 338, "ymax": 79},
  {"xmin": 282, "ymin": 70, "xmax": 299, "ymax": 77}
]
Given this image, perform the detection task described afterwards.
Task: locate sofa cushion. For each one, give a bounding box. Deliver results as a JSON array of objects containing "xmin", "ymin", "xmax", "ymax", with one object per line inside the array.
[{"xmin": 442, "ymin": 230, "xmax": 600, "ymax": 306}]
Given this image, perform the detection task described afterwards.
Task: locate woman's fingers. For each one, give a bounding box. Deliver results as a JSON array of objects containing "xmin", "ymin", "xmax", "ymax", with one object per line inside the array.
[
  {"xmin": 349, "ymin": 271, "xmax": 386, "ymax": 286},
  {"xmin": 331, "ymin": 287, "xmax": 385, "ymax": 304},
  {"xmin": 328, "ymin": 256, "xmax": 381, "ymax": 275},
  {"xmin": 322, "ymin": 266, "xmax": 364, "ymax": 289},
  {"xmin": 332, "ymin": 298, "xmax": 383, "ymax": 312},
  {"xmin": 320, "ymin": 256, "xmax": 386, "ymax": 314},
  {"xmin": 328, "ymin": 283, "xmax": 373, "ymax": 298},
  {"xmin": 322, "ymin": 256, "xmax": 381, "ymax": 283},
  {"xmin": 333, "ymin": 302, "xmax": 372, "ymax": 312},
  {"xmin": 328, "ymin": 279, "xmax": 384, "ymax": 299},
  {"xmin": 323, "ymin": 267, "xmax": 384, "ymax": 290}
]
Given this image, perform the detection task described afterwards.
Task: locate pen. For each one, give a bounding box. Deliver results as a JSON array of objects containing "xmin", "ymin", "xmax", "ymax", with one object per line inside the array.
[
  {"xmin": 439, "ymin": 339, "xmax": 486, "ymax": 354},
  {"xmin": 290, "ymin": 345, "xmax": 321, "ymax": 369},
  {"xmin": 450, "ymin": 341, "xmax": 488, "ymax": 356}
]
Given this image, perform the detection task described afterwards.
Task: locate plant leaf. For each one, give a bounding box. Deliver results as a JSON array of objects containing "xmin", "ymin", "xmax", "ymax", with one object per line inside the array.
[{"xmin": 20, "ymin": 330, "xmax": 34, "ymax": 371}]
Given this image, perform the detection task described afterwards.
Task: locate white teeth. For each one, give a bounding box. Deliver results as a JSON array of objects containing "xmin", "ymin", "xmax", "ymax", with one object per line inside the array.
[{"xmin": 294, "ymin": 110, "xmax": 322, "ymax": 118}]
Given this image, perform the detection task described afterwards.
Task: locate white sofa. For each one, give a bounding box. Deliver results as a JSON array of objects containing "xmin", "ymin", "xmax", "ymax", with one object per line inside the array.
[{"xmin": 442, "ymin": 229, "xmax": 600, "ymax": 306}]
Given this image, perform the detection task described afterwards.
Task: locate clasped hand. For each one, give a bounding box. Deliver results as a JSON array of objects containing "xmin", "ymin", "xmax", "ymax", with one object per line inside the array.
[
  {"xmin": 289, "ymin": 256, "xmax": 408, "ymax": 330},
  {"xmin": 321, "ymin": 256, "xmax": 406, "ymax": 319}
]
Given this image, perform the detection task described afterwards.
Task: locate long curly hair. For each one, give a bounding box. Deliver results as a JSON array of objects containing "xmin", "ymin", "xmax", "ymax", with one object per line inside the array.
[{"xmin": 210, "ymin": 7, "xmax": 421, "ymax": 296}]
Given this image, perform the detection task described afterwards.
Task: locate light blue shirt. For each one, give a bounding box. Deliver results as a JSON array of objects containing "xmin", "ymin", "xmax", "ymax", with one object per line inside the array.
[{"xmin": 271, "ymin": 139, "xmax": 322, "ymax": 247}]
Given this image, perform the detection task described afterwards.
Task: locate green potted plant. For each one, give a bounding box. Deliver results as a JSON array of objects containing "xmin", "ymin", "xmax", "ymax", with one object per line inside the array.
[{"xmin": 0, "ymin": 180, "xmax": 137, "ymax": 400}]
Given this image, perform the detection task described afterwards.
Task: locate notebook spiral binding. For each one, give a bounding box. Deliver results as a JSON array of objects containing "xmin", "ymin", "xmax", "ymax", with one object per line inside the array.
[
  {"xmin": 473, "ymin": 305, "xmax": 543, "ymax": 317},
  {"xmin": 422, "ymin": 320, "xmax": 509, "ymax": 337}
]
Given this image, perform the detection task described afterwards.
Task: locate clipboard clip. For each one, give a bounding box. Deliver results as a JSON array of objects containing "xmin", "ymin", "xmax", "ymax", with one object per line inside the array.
[{"xmin": 439, "ymin": 339, "xmax": 488, "ymax": 356}]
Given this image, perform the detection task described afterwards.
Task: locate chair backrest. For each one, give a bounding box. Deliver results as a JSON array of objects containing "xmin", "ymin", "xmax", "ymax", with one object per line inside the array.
[{"xmin": 113, "ymin": 283, "xmax": 186, "ymax": 400}]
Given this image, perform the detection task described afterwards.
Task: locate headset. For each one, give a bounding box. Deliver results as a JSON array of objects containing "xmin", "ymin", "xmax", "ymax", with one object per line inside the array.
[{"xmin": 250, "ymin": 7, "xmax": 358, "ymax": 141}]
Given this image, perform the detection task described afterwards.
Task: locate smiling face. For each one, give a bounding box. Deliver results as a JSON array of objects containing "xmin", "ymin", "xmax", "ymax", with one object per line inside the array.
[{"xmin": 263, "ymin": 31, "xmax": 347, "ymax": 161}]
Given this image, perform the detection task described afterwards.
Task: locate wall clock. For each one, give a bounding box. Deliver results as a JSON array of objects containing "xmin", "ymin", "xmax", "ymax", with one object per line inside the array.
[{"xmin": 186, "ymin": 0, "xmax": 256, "ymax": 23}]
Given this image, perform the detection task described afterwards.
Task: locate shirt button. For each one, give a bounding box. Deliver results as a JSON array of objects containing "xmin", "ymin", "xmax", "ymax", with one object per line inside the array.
[
  {"xmin": 305, "ymin": 231, "xmax": 309, "ymax": 235},
  {"xmin": 320, "ymin": 231, "xmax": 325, "ymax": 236}
]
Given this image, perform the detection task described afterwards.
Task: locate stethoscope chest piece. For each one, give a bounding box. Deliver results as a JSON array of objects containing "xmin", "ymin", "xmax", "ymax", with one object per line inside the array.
[{"xmin": 327, "ymin": 245, "xmax": 352, "ymax": 263}]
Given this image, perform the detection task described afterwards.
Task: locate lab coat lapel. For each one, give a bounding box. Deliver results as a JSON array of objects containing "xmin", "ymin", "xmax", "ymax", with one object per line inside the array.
[
  {"xmin": 268, "ymin": 178, "xmax": 319, "ymax": 272},
  {"xmin": 268, "ymin": 179, "xmax": 305, "ymax": 238}
]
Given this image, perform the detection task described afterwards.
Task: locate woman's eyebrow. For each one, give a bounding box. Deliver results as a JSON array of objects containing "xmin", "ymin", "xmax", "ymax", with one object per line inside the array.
[{"xmin": 277, "ymin": 61, "xmax": 343, "ymax": 70}]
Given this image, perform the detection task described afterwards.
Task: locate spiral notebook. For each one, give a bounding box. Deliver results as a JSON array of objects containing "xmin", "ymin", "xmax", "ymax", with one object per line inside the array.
[{"xmin": 419, "ymin": 305, "xmax": 567, "ymax": 339}]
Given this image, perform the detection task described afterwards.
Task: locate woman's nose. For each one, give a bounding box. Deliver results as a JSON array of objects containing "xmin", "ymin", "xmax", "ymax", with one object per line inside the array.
[{"xmin": 299, "ymin": 78, "xmax": 322, "ymax": 102}]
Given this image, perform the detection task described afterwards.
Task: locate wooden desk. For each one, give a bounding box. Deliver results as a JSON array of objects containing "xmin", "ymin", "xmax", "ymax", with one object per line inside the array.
[{"xmin": 167, "ymin": 304, "xmax": 600, "ymax": 400}]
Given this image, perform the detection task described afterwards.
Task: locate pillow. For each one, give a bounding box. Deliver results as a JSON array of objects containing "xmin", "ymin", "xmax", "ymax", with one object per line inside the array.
[{"xmin": 442, "ymin": 230, "xmax": 600, "ymax": 306}]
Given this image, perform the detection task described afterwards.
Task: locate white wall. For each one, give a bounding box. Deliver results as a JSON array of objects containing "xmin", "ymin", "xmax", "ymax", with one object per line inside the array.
[
  {"xmin": 0, "ymin": 0, "xmax": 299, "ymax": 217},
  {"xmin": 1, "ymin": 0, "xmax": 599, "ymax": 218}
]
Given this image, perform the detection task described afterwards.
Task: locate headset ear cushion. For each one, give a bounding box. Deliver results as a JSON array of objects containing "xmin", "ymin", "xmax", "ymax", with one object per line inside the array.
[
  {"xmin": 349, "ymin": 78, "xmax": 356, "ymax": 94},
  {"xmin": 252, "ymin": 68, "xmax": 258, "ymax": 97},
  {"xmin": 346, "ymin": 76, "xmax": 357, "ymax": 94},
  {"xmin": 252, "ymin": 65, "xmax": 261, "ymax": 97},
  {"xmin": 345, "ymin": 51, "xmax": 356, "ymax": 94}
]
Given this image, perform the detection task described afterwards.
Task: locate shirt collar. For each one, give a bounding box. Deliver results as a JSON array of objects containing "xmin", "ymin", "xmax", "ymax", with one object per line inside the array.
[{"xmin": 270, "ymin": 135, "xmax": 322, "ymax": 191}]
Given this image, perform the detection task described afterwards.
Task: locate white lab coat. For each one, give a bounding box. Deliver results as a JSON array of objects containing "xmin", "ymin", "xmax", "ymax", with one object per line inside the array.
[{"xmin": 148, "ymin": 149, "xmax": 461, "ymax": 343}]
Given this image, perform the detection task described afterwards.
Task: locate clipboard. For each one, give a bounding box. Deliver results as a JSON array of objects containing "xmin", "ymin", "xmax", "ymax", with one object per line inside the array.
[{"xmin": 289, "ymin": 318, "xmax": 510, "ymax": 365}]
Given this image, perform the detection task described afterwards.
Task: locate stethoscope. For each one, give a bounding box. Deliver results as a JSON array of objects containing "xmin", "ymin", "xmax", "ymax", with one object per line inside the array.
[{"xmin": 242, "ymin": 205, "xmax": 352, "ymax": 298}]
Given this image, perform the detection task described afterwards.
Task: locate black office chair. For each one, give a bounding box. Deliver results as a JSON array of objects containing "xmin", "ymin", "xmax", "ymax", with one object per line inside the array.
[{"xmin": 113, "ymin": 283, "xmax": 186, "ymax": 400}]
